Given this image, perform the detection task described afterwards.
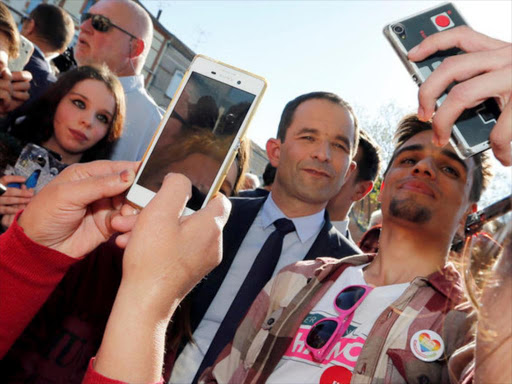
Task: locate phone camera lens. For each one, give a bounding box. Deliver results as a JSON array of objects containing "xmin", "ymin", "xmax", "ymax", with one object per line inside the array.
[
  {"xmin": 237, "ymin": 80, "xmax": 241, "ymax": 85},
  {"xmin": 36, "ymin": 155, "xmax": 46, "ymax": 167},
  {"xmin": 392, "ymin": 24, "xmax": 404, "ymax": 34}
]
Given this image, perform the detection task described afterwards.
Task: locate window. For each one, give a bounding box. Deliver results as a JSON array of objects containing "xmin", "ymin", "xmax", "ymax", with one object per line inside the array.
[{"xmin": 166, "ymin": 70, "xmax": 184, "ymax": 98}]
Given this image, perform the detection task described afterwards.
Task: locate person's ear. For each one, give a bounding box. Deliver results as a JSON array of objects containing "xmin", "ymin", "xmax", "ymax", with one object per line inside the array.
[
  {"xmin": 353, "ymin": 180, "xmax": 373, "ymax": 202},
  {"xmin": 130, "ymin": 39, "xmax": 145, "ymax": 58},
  {"xmin": 266, "ymin": 138, "xmax": 281, "ymax": 168},
  {"xmin": 377, "ymin": 180, "xmax": 385, "ymax": 203},
  {"xmin": 344, "ymin": 160, "xmax": 357, "ymax": 180},
  {"xmin": 21, "ymin": 19, "xmax": 35, "ymax": 36}
]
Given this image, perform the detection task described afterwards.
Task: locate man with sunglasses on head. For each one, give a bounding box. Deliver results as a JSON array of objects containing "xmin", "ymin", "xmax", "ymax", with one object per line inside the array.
[
  {"xmin": 200, "ymin": 110, "xmax": 492, "ymax": 383},
  {"xmin": 75, "ymin": 0, "xmax": 162, "ymax": 162}
]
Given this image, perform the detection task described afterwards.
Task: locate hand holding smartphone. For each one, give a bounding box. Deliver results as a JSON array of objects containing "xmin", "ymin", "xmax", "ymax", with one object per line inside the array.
[
  {"xmin": 383, "ymin": 3, "xmax": 504, "ymax": 159},
  {"xmin": 127, "ymin": 55, "xmax": 267, "ymax": 213},
  {"xmin": 409, "ymin": 27, "xmax": 512, "ymax": 166}
]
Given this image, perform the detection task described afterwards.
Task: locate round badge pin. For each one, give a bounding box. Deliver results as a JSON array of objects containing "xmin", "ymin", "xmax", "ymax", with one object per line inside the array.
[{"xmin": 410, "ymin": 330, "xmax": 445, "ymax": 362}]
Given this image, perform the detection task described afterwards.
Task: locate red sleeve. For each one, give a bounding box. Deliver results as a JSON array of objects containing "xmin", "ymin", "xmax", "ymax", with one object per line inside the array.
[
  {"xmin": 82, "ymin": 358, "xmax": 164, "ymax": 384},
  {"xmin": 0, "ymin": 212, "xmax": 78, "ymax": 358}
]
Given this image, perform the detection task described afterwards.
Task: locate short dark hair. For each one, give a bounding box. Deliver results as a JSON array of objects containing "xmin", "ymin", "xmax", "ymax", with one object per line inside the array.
[
  {"xmin": 386, "ymin": 114, "xmax": 492, "ymax": 203},
  {"xmin": 12, "ymin": 65, "xmax": 125, "ymax": 162},
  {"xmin": 29, "ymin": 4, "xmax": 74, "ymax": 52},
  {"xmin": 355, "ymin": 130, "xmax": 381, "ymax": 183},
  {"xmin": 0, "ymin": 2, "xmax": 20, "ymax": 58},
  {"xmin": 262, "ymin": 162, "xmax": 276, "ymax": 186},
  {"xmin": 277, "ymin": 91, "xmax": 359, "ymax": 154}
]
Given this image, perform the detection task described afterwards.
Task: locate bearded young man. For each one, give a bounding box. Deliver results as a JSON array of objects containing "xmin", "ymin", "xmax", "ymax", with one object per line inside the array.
[{"xmin": 200, "ymin": 114, "xmax": 492, "ymax": 384}]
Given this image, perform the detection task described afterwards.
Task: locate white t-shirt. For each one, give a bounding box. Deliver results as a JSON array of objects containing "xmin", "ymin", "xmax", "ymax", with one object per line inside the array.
[{"xmin": 267, "ymin": 264, "xmax": 409, "ymax": 384}]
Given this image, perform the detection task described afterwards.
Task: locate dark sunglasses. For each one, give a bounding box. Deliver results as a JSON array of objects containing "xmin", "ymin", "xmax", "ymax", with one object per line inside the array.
[
  {"xmin": 80, "ymin": 13, "xmax": 138, "ymax": 40},
  {"xmin": 306, "ymin": 285, "xmax": 373, "ymax": 361}
]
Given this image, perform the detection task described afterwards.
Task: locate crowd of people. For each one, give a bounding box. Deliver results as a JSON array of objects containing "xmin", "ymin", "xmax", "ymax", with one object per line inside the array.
[{"xmin": 0, "ymin": 0, "xmax": 511, "ymax": 383}]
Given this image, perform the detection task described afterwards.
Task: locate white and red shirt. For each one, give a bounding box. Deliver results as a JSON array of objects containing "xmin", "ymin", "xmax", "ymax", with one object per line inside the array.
[{"xmin": 267, "ymin": 264, "xmax": 409, "ymax": 384}]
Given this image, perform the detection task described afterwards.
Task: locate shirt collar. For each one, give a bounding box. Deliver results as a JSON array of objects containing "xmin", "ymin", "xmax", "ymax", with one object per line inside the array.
[
  {"xmin": 423, "ymin": 262, "xmax": 465, "ymax": 303},
  {"xmin": 118, "ymin": 74, "xmax": 144, "ymax": 94},
  {"xmin": 32, "ymin": 44, "xmax": 52, "ymax": 71},
  {"xmin": 312, "ymin": 256, "xmax": 464, "ymax": 303},
  {"xmin": 261, "ymin": 192, "xmax": 325, "ymax": 244},
  {"xmin": 331, "ymin": 219, "xmax": 349, "ymax": 237}
]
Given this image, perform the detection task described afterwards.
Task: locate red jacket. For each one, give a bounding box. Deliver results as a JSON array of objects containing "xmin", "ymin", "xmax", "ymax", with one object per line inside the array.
[{"xmin": 0, "ymin": 216, "xmax": 161, "ymax": 384}]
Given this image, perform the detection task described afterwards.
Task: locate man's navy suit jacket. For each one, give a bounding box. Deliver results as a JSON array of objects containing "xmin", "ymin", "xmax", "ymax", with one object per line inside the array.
[
  {"xmin": 24, "ymin": 48, "xmax": 57, "ymax": 105},
  {"xmin": 189, "ymin": 196, "xmax": 361, "ymax": 333}
]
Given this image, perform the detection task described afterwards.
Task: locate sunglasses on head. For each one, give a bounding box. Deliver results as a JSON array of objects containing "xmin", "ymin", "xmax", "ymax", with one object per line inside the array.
[
  {"xmin": 305, "ymin": 285, "xmax": 373, "ymax": 362},
  {"xmin": 80, "ymin": 13, "xmax": 138, "ymax": 40}
]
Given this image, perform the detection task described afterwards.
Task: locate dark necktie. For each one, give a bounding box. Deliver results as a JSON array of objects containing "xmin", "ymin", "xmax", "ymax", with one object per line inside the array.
[{"xmin": 193, "ymin": 218, "xmax": 296, "ymax": 382}]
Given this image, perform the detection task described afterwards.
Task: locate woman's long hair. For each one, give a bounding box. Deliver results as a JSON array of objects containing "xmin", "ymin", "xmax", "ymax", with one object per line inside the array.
[
  {"xmin": 12, "ymin": 65, "xmax": 125, "ymax": 162},
  {"xmin": 0, "ymin": 2, "xmax": 19, "ymax": 59}
]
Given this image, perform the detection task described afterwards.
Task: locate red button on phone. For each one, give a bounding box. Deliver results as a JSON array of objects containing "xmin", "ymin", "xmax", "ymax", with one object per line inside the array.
[{"xmin": 435, "ymin": 15, "xmax": 450, "ymax": 27}]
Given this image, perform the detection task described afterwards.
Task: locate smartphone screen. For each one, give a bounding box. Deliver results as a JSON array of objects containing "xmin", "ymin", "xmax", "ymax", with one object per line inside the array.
[{"xmin": 136, "ymin": 71, "xmax": 257, "ymax": 210}]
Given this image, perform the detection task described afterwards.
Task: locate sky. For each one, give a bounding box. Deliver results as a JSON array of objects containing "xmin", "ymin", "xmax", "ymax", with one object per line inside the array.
[{"xmin": 141, "ymin": 0, "xmax": 512, "ymax": 206}]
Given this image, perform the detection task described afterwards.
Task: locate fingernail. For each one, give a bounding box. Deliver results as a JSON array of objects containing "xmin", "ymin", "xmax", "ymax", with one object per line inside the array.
[
  {"xmin": 120, "ymin": 169, "xmax": 135, "ymax": 183},
  {"xmin": 409, "ymin": 45, "xmax": 419, "ymax": 56},
  {"xmin": 435, "ymin": 136, "xmax": 447, "ymax": 147},
  {"xmin": 418, "ymin": 106, "xmax": 425, "ymax": 120}
]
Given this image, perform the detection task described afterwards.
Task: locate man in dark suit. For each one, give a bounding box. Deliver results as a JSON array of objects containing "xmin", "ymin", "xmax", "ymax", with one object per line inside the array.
[
  {"xmin": 20, "ymin": 4, "xmax": 74, "ymax": 105},
  {"xmin": 171, "ymin": 92, "xmax": 362, "ymax": 383}
]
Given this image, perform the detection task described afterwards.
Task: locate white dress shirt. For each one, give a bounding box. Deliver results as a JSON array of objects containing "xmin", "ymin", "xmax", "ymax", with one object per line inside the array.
[
  {"xmin": 109, "ymin": 75, "xmax": 163, "ymax": 161},
  {"xmin": 331, "ymin": 219, "xmax": 349, "ymax": 239}
]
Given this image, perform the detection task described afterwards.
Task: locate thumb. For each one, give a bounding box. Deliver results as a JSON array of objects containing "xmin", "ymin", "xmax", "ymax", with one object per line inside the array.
[
  {"xmin": 137, "ymin": 173, "xmax": 192, "ymax": 225},
  {"xmin": 184, "ymin": 193, "xmax": 232, "ymax": 232},
  {"xmin": 56, "ymin": 169, "xmax": 136, "ymax": 209}
]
